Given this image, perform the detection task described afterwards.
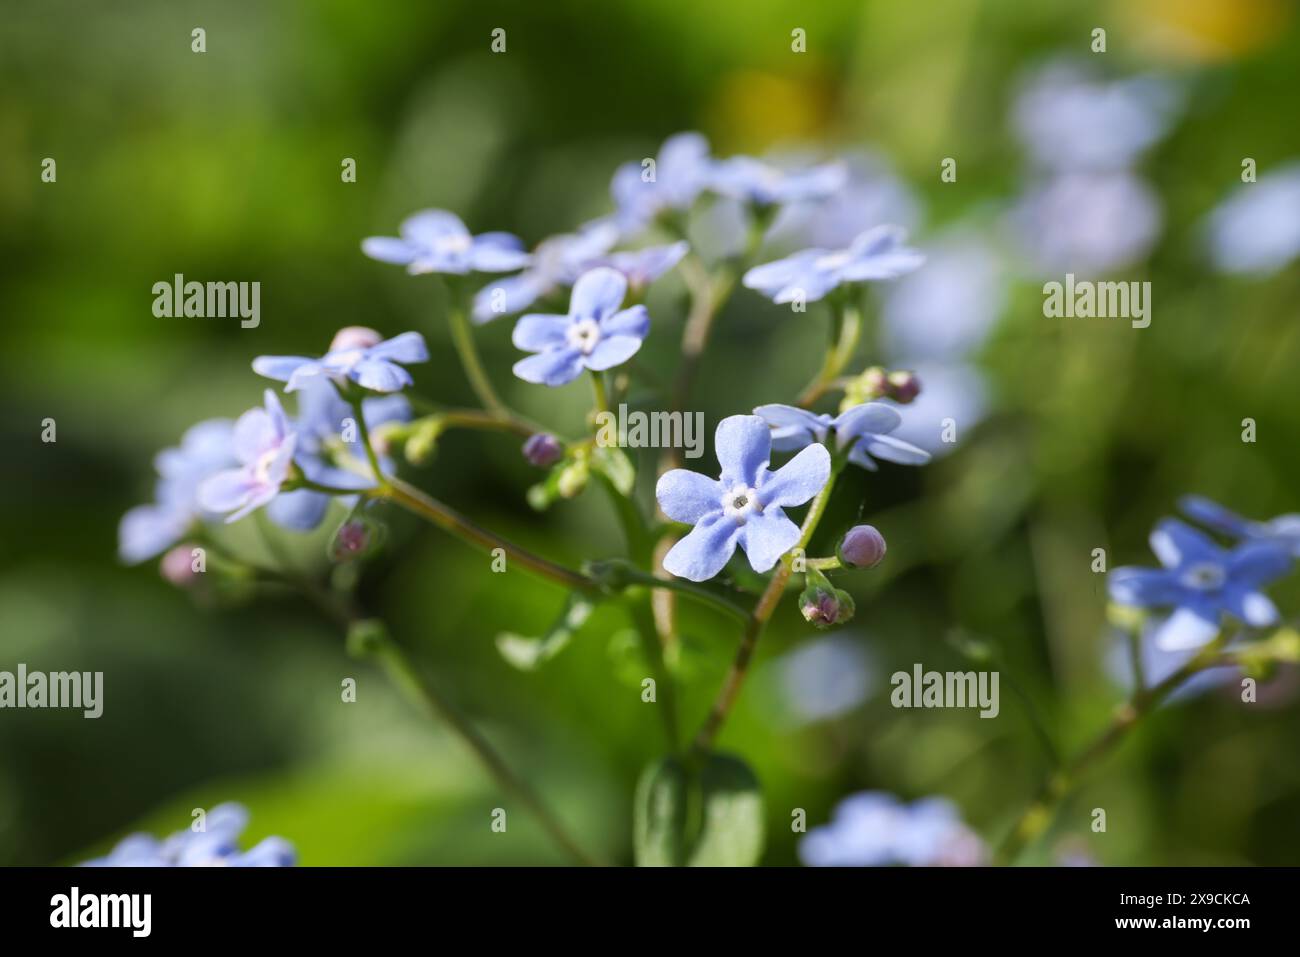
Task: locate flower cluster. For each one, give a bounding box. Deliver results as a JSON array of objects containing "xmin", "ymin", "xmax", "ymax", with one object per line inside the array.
[
  {"xmin": 81, "ymin": 803, "xmax": 294, "ymax": 867},
  {"xmin": 800, "ymin": 791, "xmax": 986, "ymax": 867}
]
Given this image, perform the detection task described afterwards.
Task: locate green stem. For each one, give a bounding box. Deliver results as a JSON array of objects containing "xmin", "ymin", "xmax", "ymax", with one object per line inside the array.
[
  {"xmin": 995, "ymin": 629, "xmax": 1235, "ymax": 864},
  {"xmin": 447, "ymin": 301, "xmax": 509, "ymax": 417},
  {"xmin": 375, "ymin": 476, "xmax": 598, "ymax": 594},
  {"xmin": 797, "ymin": 300, "xmax": 863, "ymax": 408},
  {"xmin": 690, "ymin": 465, "xmax": 842, "ymax": 755},
  {"xmin": 589, "ymin": 370, "xmax": 610, "ymax": 418},
  {"xmin": 349, "ymin": 398, "xmax": 387, "ymax": 486}
]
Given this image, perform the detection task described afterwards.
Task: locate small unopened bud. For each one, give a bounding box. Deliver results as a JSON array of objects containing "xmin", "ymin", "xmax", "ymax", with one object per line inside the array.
[
  {"xmin": 331, "ymin": 520, "xmax": 370, "ymax": 560},
  {"xmin": 838, "ymin": 524, "xmax": 887, "ymax": 568},
  {"xmin": 160, "ymin": 544, "xmax": 201, "ymax": 586},
  {"xmin": 886, "ymin": 370, "xmax": 921, "ymax": 404},
  {"xmin": 556, "ymin": 460, "xmax": 589, "ymax": 499},
  {"xmin": 329, "ymin": 326, "xmax": 383, "ymax": 352},
  {"xmin": 522, "ymin": 432, "xmax": 564, "ymax": 468},
  {"xmin": 798, "ymin": 581, "xmax": 856, "ymax": 629},
  {"xmin": 860, "ymin": 366, "xmax": 889, "ymax": 399}
]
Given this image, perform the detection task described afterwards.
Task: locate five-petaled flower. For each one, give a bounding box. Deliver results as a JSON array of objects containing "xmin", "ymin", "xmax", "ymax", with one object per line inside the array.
[
  {"xmin": 361, "ymin": 209, "xmax": 530, "ymax": 275},
  {"xmin": 1108, "ymin": 518, "xmax": 1293, "ymax": 650},
  {"xmin": 656, "ymin": 415, "xmax": 831, "ymax": 581},
  {"xmin": 197, "ymin": 390, "xmax": 299, "ymax": 523},
  {"xmin": 611, "ymin": 132, "xmax": 714, "ymax": 234},
  {"xmin": 754, "ymin": 402, "xmax": 930, "ymax": 471},
  {"xmin": 743, "ymin": 225, "xmax": 925, "ymax": 304},
  {"xmin": 253, "ymin": 328, "xmax": 428, "ymax": 394},
  {"xmin": 511, "ymin": 267, "xmax": 649, "ymax": 387}
]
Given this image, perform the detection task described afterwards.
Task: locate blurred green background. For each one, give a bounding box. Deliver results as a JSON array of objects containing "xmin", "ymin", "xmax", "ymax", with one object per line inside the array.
[{"xmin": 3, "ymin": 0, "xmax": 1300, "ymax": 865}]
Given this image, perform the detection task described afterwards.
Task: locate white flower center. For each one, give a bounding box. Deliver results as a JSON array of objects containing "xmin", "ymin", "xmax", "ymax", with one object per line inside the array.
[
  {"xmin": 566, "ymin": 318, "xmax": 603, "ymax": 355},
  {"xmin": 814, "ymin": 250, "xmax": 853, "ymax": 272},
  {"xmin": 1180, "ymin": 561, "xmax": 1226, "ymax": 591},
  {"xmin": 253, "ymin": 447, "xmax": 280, "ymax": 485},
  {"xmin": 435, "ymin": 233, "xmax": 473, "ymax": 255},
  {"xmin": 721, "ymin": 484, "xmax": 762, "ymax": 523}
]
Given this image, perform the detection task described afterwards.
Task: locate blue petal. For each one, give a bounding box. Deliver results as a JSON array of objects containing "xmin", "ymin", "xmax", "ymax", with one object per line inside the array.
[
  {"xmin": 368, "ymin": 332, "xmax": 428, "ymax": 365},
  {"xmin": 401, "ymin": 209, "xmax": 468, "ymax": 245},
  {"xmin": 1178, "ymin": 495, "xmax": 1253, "ymax": 538},
  {"xmin": 758, "ymin": 444, "xmax": 830, "ymax": 509},
  {"xmin": 584, "ymin": 334, "xmax": 643, "ymax": 371},
  {"xmin": 599, "ymin": 304, "xmax": 649, "ymax": 340},
  {"xmin": 474, "ymin": 273, "xmax": 551, "ymax": 323},
  {"xmin": 267, "ymin": 489, "xmax": 330, "ymax": 531},
  {"xmin": 351, "ymin": 358, "xmax": 412, "ymax": 392},
  {"xmin": 118, "ymin": 504, "xmax": 187, "ymax": 564},
  {"xmin": 512, "ymin": 347, "xmax": 585, "ymax": 386},
  {"xmin": 361, "ymin": 237, "xmax": 417, "ymax": 265},
  {"xmin": 739, "ymin": 508, "xmax": 802, "ymax": 572},
  {"xmin": 197, "ymin": 469, "xmax": 255, "ymax": 514},
  {"xmin": 656, "ymin": 469, "xmax": 722, "ymax": 524},
  {"xmin": 1154, "ymin": 605, "xmax": 1220, "ymax": 651},
  {"xmin": 252, "ymin": 355, "xmax": 313, "ymax": 383},
  {"xmin": 469, "ymin": 234, "xmax": 531, "ymax": 272},
  {"xmin": 1107, "ymin": 566, "xmax": 1182, "ymax": 606},
  {"xmin": 512, "ymin": 314, "xmax": 572, "ymax": 351},
  {"xmin": 570, "ymin": 267, "xmax": 627, "ymax": 321},
  {"xmin": 1221, "ymin": 584, "xmax": 1279, "ymax": 627},
  {"xmin": 231, "ymin": 407, "xmax": 276, "ymax": 463},
  {"xmin": 1149, "ymin": 519, "xmax": 1223, "ymax": 569},
  {"xmin": 714, "ymin": 415, "xmax": 772, "ymax": 488},
  {"xmin": 855, "ymin": 433, "xmax": 931, "ymax": 466},
  {"xmin": 662, "ymin": 512, "xmax": 741, "ymax": 582},
  {"xmin": 1226, "ymin": 540, "xmax": 1292, "ymax": 587}
]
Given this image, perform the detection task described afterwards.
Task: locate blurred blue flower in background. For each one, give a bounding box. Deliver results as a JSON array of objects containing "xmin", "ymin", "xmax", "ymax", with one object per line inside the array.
[
  {"xmin": 611, "ymin": 132, "xmax": 715, "ymax": 234},
  {"xmin": 82, "ymin": 803, "xmax": 294, "ymax": 867},
  {"xmin": 801, "ymin": 792, "xmax": 986, "ymax": 867},
  {"xmin": 1108, "ymin": 518, "xmax": 1292, "ymax": 650},
  {"xmin": 657, "ymin": 415, "xmax": 830, "ymax": 581},
  {"xmin": 743, "ymin": 225, "xmax": 924, "ymax": 303},
  {"xmin": 1204, "ymin": 162, "xmax": 1300, "ymax": 276},
  {"xmin": 709, "ymin": 155, "xmax": 847, "ymax": 208},
  {"xmin": 362, "ymin": 209, "xmax": 530, "ymax": 275},
  {"xmin": 511, "ymin": 267, "xmax": 649, "ymax": 386},
  {"xmin": 771, "ymin": 151, "xmax": 922, "ymax": 250},
  {"xmin": 118, "ymin": 419, "xmax": 237, "ymax": 564},
  {"xmin": 472, "ymin": 221, "xmax": 619, "ymax": 322}
]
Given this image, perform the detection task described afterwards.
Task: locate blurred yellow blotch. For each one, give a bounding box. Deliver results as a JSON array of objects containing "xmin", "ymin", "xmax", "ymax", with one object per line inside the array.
[
  {"xmin": 1121, "ymin": 0, "xmax": 1292, "ymax": 62},
  {"xmin": 704, "ymin": 69, "xmax": 835, "ymax": 152}
]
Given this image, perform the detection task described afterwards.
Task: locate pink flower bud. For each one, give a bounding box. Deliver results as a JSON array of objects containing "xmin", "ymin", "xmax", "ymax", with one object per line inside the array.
[
  {"xmin": 329, "ymin": 326, "xmax": 383, "ymax": 352},
  {"xmin": 839, "ymin": 525, "xmax": 887, "ymax": 568},
  {"xmin": 160, "ymin": 545, "xmax": 201, "ymax": 586},
  {"xmin": 522, "ymin": 432, "xmax": 564, "ymax": 468}
]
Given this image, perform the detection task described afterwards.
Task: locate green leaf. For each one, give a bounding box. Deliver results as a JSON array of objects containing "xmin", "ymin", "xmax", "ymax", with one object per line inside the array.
[
  {"xmin": 495, "ymin": 593, "xmax": 594, "ymax": 671},
  {"xmin": 633, "ymin": 753, "xmax": 764, "ymax": 867}
]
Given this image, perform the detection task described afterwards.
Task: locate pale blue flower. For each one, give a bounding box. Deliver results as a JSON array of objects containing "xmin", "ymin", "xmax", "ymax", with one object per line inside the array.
[
  {"xmin": 709, "ymin": 155, "xmax": 847, "ymax": 207},
  {"xmin": 82, "ymin": 802, "xmax": 294, "ymax": 867},
  {"xmin": 770, "ymin": 150, "xmax": 922, "ymax": 250},
  {"xmin": 800, "ymin": 792, "xmax": 986, "ymax": 867},
  {"xmin": 743, "ymin": 225, "xmax": 924, "ymax": 304},
  {"xmin": 268, "ymin": 376, "xmax": 410, "ymax": 531},
  {"xmin": 1012, "ymin": 61, "xmax": 1180, "ymax": 172},
  {"xmin": 1108, "ymin": 519, "xmax": 1292, "ymax": 651},
  {"xmin": 361, "ymin": 209, "xmax": 529, "ymax": 275},
  {"xmin": 611, "ymin": 132, "xmax": 714, "ymax": 233},
  {"xmin": 1204, "ymin": 162, "xmax": 1300, "ymax": 276},
  {"xmin": 595, "ymin": 240, "xmax": 689, "ymax": 288},
  {"xmin": 118, "ymin": 419, "xmax": 237, "ymax": 564},
  {"xmin": 511, "ymin": 267, "xmax": 649, "ymax": 387},
  {"xmin": 656, "ymin": 415, "xmax": 830, "ymax": 581},
  {"xmin": 1009, "ymin": 170, "xmax": 1161, "ymax": 277},
  {"xmin": 754, "ymin": 402, "xmax": 930, "ymax": 472},
  {"xmin": 253, "ymin": 331, "xmax": 428, "ymax": 394},
  {"xmin": 197, "ymin": 391, "xmax": 298, "ymax": 523}
]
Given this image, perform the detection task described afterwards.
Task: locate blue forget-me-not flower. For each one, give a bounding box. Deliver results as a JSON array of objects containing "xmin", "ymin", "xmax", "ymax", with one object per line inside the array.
[
  {"xmin": 1180, "ymin": 494, "xmax": 1300, "ymax": 557},
  {"xmin": 610, "ymin": 132, "xmax": 715, "ymax": 234},
  {"xmin": 253, "ymin": 327, "xmax": 428, "ymax": 394},
  {"xmin": 743, "ymin": 225, "xmax": 924, "ymax": 304},
  {"xmin": 197, "ymin": 390, "xmax": 299, "ymax": 523},
  {"xmin": 799, "ymin": 791, "xmax": 986, "ymax": 867},
  {"xmin": 709, "ymin": 155, "xmax": 847, "ymax": 208},
  {"xmin": 754, "ymin": 402, "xmax": 931, "ymax": 471},
  {"xmin": 361, "ymin": 209, "xmax": 530, "ymax": 275},
  {"xmin": 82, "ymin": 803, "xmax": 294, "ymax": 867},
  {"xmin": 656, "ymin": 415, "xmax": 831, "ymax": 582},
  {"xmin": 118, "ymin": 419, "xmax": 237, "ymax": 564},
  {"xmin": 511, "ymin": 267, "xmax": 649, "ymax": 387},
  {"xmin": 1108, "ymin": 518, "xmax": 1292, "ymax": 651}
]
